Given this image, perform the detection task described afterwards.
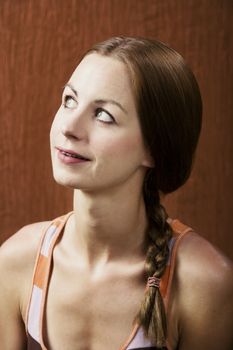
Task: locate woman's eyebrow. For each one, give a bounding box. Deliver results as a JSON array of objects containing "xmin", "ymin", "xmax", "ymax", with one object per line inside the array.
[
  {"xmin": 63, "ymin": 83, "xmax": 128, "ymax": 115},
  {"xmin": 63, "ymin": 83, "xmax": 78, "ymax": 97},
  {"xmin": 95, "ymin": 99, "xmax": 128, "ymax": 114}
]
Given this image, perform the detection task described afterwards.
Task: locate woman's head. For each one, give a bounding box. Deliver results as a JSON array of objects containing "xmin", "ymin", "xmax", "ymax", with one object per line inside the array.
[
  {"xmin": 50, "ymin": 52, "xmax": 154, "ymax": 193},
  {"xmin": 85, "ymin": 36, "xmax": 202, "ymax": 194}
]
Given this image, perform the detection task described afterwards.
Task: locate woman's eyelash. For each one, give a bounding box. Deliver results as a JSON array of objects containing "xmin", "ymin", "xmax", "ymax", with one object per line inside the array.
[
  {"xmin": 62, "ymin": 95, "xmax": 75, "ymax": 108},
  {"xmin": 64, "ymin": 95, "xmax": 72, "ymax": 101}
]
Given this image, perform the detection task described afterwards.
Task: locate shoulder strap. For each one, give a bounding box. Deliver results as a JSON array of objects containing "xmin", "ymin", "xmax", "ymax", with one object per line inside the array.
[
  {"xmin": 160, "ymin": 219, "xmax": 194, "ymax": 306},
  {"xmin": 25, "ymin": 212, "xmax": 73, "ymax": 347}
]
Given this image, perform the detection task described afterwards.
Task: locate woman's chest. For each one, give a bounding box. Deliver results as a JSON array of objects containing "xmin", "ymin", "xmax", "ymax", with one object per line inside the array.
[{"xmin": 44, "ymin": 260, "xmax": 146, "ymax": 350}]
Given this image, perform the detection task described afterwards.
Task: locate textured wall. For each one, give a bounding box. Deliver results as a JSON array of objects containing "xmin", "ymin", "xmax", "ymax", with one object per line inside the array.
[{"xmin": 0, "ymin": 0, "xmax": 232, "ymax": 259}]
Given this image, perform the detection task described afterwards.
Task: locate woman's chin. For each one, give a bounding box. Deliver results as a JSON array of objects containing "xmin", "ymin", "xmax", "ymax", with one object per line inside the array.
[{"xmin": 53, "ymin": 174, "xmax": 83, "ymax": 190}]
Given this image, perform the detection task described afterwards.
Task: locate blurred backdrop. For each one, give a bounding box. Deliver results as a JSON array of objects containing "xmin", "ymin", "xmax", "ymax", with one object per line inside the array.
[{"xmin": 0, "ymin": 0, "xmax": 232, "ymax": 259}]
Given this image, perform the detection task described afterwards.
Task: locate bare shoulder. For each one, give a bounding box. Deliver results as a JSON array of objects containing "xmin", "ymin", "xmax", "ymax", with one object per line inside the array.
[
  {"xmin": 176, "ymin": 231, "xmax": 233, "ymax": 292},
  {"xmin": 0, "ymin": 220, "xmax": 50, "ymax": 269},
  {"xmin": 174, "ymin": 231, "xmax": 233, "ymax": 349},
  {"xmin": 0, "ymin": 221, "xmax": 51, "ymax": 319},
  {"xmin": 0, "ymin": 221, "xmax": 51, "ymax": 349}
]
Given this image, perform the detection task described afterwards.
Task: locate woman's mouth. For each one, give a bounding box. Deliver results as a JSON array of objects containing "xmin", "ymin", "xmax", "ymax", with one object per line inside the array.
[
  {"xmin": 56, "ymin": 147, "xmax": 90, "ymax": 164},
  {"xmin": 60, "ymin": 150, "xmax": 86, "ymax": 159}
]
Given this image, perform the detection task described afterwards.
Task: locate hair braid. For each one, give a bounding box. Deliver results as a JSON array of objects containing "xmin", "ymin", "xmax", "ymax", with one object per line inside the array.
[{"xmin": 136, "ymin": 169, "xmax": 173, "ymax": 348}]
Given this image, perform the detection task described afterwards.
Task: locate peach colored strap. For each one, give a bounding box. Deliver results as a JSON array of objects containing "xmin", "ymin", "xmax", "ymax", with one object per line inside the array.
[
  {"xmin": 164, "ymin": 219, "xmax": 194, "ymax": 349},
  {"xmin": 25, "ymin": 212, "xmax": 73, "ymax": 340},
  {"xmin": 162, "ymin": 219, "xmax": 193, "ymax": 304},
  {"xmin": 119, "ymin": 323, "xmax": 139, "ymax": 350}
]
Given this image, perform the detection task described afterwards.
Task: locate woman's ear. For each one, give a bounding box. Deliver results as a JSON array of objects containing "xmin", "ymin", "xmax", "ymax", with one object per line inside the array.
[{"xmin": 142, "ymin": 152, "xmax": 155, "ymax": 168}]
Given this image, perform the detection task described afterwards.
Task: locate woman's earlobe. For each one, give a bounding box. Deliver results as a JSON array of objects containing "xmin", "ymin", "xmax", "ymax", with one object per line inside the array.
[{"xmin": 142, "ymin": 154, "xmax": 155, "ymax": 168}]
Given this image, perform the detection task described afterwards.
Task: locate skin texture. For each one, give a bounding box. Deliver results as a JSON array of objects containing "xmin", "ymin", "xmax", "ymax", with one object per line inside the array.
[{"xmin": 0, "ymin": 54, "xmax": 233, "ymax": 350}]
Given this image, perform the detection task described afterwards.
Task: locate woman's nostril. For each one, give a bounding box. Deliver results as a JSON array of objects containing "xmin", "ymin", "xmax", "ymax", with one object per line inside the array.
[{"xmin": 62, "ymin": 128, "xmax": 79, "ymax": 140}]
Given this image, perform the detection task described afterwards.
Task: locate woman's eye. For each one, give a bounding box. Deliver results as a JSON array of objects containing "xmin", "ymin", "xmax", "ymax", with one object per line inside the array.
[
  {"xmin": 63, "ymin": 95, "xmax": 77, "ymax": 109},
  {"xmin": 96, "ymin": 109, "xmax": 114, "ymax": 124}
]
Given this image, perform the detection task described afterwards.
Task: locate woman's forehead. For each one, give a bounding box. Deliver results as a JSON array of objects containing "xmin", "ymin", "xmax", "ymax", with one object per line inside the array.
[{"xmin": 68, "ymin": 53, "xmax": 136, "ymax": 109}]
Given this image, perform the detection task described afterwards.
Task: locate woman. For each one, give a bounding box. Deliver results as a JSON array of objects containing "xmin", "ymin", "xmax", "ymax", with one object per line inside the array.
[{"xmin": 0, "ymin": 37, "xmax": 232, "ymax": 350}]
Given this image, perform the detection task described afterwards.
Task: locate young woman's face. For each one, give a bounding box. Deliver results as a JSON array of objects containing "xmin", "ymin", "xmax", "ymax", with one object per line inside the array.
[{"xmin": 50, "ymin": 53, "xmax": 153, "ymax": 193}]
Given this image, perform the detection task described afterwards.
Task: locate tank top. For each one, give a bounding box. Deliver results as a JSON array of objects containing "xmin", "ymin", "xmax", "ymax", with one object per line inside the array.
[{"xmin": 25, "ymin": 211, "xmax": 193, "ymax": 350}]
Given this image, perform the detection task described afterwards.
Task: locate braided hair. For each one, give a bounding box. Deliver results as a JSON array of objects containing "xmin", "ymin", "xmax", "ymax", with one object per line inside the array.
[{"xmin": 85, "ymin": 37, "xmax": 202, "ymax": 347}]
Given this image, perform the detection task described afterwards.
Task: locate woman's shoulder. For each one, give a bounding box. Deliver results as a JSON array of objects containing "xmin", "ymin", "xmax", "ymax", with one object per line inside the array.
[
  {"xmin": 176, "ymin": 230, "xmax": 232, "ymax": 287},
  {"xmin": 0, "ymin": 220, "xmax": 52, "ymax": 296},
  {"xmin": 0, "ymin": 220, "xmax": 51, "ymax": 289},
  {"xmin": 173, "ymin": 230, "xmax": 233, "ymax": 348},
  {"xmin": 0, "ymin": 220, "xmax": 51, "ymax": 269},
  {"xmin": 0, "ymin": 220, "xmax": 52, "ymax": 322},
  {"xmin": 0, "ymin": 211, "xmax": 71, "ymax": 279}
]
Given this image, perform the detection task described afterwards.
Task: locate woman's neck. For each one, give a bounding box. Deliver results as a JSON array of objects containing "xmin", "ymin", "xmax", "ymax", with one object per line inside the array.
[{"xmin": 65, "ymin": 184, "xmax": 148, "ymax": 273}]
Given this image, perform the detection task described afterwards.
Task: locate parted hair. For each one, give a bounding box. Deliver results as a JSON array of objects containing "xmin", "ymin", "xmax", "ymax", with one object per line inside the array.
[{"xmin": 85, "ymin": 37, "xmax": 202, "ymax": 347}]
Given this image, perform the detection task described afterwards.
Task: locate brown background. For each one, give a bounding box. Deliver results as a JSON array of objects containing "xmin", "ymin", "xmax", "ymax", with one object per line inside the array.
[{"xmin": 0, "ymin": 0, "xmax": 232, "ymax": 259}]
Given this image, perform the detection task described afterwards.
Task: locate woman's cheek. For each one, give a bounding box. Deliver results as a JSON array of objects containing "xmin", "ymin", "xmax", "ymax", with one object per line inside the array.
[{"xmin": 101, "ymin": 134, "xmax": 141, "ymax": 159}]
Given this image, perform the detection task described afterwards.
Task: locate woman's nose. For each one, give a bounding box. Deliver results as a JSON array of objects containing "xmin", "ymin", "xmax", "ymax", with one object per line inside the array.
[{"xmin": 61, "ymin": 108, "xmax": 89, "ymax": 140}]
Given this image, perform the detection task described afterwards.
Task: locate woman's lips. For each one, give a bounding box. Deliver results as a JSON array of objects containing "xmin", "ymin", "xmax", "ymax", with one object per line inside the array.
[{"xmin": 56, "ymin": 147, "xmax": 90, "ymax": 164}]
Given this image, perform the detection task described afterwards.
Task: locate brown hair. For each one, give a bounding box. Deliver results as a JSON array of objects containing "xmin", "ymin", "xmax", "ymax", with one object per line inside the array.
[{"xmin": 85, "ymin": 37, "xmax": 202, "ymax": 347}]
